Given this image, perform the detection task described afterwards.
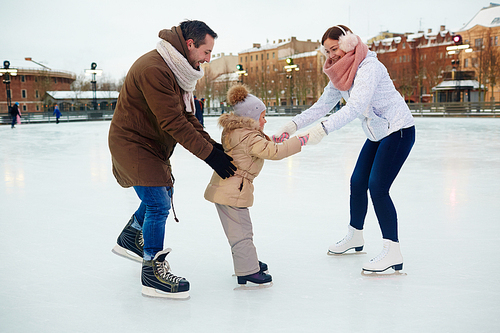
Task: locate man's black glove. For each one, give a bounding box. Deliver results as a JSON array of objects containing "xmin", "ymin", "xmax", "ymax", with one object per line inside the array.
[
  {"xmin": 204, "ymin": 147, "xmax": 236, "ymax": 179},
  {"xmin": 212, "ymin": 142, "xmax": 224, "ymax": 152}
]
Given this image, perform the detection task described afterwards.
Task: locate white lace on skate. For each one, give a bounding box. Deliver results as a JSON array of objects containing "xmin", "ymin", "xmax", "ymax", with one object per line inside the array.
[
  {"xmin": 138, "ymin": 232, "xmax": 144, "ymax": 247},
  {"xmin": 335, "ymin": 228, "xmax": 354, "ymax": 246},
  {"xmin": 155, "ymin": 260, "xmax": 184, "ymax": 284},
  {"xmin": 368, "ymin": 242, "xmax": 390, "ymax": 263}
]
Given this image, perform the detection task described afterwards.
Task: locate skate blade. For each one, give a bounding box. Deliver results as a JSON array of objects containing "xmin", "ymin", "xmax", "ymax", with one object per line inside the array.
[
  {"xmin": 327, "ymin": 250, "xmax": 366, "ymax": 256},
  {"xmin": 361, "ymin": 270, "xmax": 407, "ymax": 277},
  {"xmin": 234, "ymin": 282, "xmax": 273, "ymax": 291},
  {"xmin": 111, "ymin": 245, "xmax": 142, "ymax": 263},
  {"xmin": 141, "ymin": 286, "xmax": 190, "ymax": 300}
]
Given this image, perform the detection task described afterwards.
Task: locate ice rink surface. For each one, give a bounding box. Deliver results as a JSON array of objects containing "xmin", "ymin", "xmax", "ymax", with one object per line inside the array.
[{"xmin": 1, "ymin": 116, "xmax": 499, "ymax": 332}]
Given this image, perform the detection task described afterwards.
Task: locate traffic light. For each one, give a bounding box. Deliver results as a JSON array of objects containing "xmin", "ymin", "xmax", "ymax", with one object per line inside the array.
[
  {"xmin": 236, "ymin": 64, "xmax": 243, "ymax": 71},
  {"xmin": 453, "ymin": 35, "xmax": 463, "ymax": 45},
  {"xmin": 286, "ymin": 58, "xmax": 294, "ymax": 65}
]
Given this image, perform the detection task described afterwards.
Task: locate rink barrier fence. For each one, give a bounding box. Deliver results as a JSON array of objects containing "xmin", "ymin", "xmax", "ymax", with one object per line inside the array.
[{"xmin": 1, "ymin": 102, "xmax": 499, "ymax": 125}]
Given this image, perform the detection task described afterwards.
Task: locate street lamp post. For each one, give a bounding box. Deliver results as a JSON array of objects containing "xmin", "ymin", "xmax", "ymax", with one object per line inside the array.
[
  {"xmin": 85, "ymin": 62, "xmax": 102, "ymax": 110},
  {"xmin": 0, "ymin": 60, "xmax": 18, "ymax": 112},
  {"xmin": 284, "ymin": 58, "xmax": 299, "ymax": 107},
  {"xmin": 446, "ymin": 37, "xmax": 472, "ymax": 102},
  {"xmin": 235, "ymin": 64, "xmax": 247, "ymax": 84}
]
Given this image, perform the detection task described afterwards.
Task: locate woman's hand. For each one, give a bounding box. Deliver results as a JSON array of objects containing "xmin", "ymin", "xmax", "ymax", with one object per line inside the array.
[
  {"xmin": 300, "ymin": 123, "xmax": 327, "ymax": 145},
  {"xmin": 272, "ymin": 121, "xmax": 297, "ymax": 143}
]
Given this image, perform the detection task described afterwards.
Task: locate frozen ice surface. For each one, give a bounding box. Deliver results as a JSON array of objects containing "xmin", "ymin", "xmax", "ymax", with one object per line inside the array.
[{"xmin": 1, "ymin": 116, "xmax": 499, "ymax": 332}]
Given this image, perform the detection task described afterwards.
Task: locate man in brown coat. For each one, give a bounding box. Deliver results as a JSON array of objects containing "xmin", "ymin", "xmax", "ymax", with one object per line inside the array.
[{"xmin": 109, "ymin": 20, "xmax": 236, "ymax": 299}]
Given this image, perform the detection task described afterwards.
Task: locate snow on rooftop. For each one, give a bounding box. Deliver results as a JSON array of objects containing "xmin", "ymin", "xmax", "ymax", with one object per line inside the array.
[{"xmin": 458, "ymin": 3, "xmax": 500, "ymax": 31}]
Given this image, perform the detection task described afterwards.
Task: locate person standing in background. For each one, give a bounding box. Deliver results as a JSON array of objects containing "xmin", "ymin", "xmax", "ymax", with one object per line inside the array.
[{"xmin": 53, "ymin": 104, "xmax": 61, "ymax": 124}]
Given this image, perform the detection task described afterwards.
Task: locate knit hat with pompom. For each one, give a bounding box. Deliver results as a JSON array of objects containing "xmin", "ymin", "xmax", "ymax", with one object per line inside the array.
[{"xmin": 227, "ymin": 84, "xmax": 266, "ymax": 121}]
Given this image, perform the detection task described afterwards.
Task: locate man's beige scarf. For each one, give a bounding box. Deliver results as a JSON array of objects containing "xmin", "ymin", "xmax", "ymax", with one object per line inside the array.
[{"xmin": 156, "ymin": 40, "xmax": 203, "ymax": 112}]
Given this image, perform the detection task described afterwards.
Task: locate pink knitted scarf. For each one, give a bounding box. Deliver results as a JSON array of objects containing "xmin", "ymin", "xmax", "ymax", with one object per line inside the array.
[{"xmin": 323, "ymin": 36, "xmax": 368, "ymax": 91}]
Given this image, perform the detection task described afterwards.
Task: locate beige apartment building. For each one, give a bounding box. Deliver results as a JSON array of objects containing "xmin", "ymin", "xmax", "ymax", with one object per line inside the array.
[
  {"xmin": 197, "ymin": 37, "xmax": 323, "ymax": 108},
  {"xmin": 456, "ymin": 3, "xmax": 500, "ymax": 102}
]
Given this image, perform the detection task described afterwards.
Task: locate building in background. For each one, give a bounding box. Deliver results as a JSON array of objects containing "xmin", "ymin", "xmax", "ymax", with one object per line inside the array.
[
  {"xmin": 44, "ymin": 91, "xmax": 119, "ymax": 112},
  {"xmin": 369, "ymin": 25, "xmax": 456, "ymax": 103},
  {"xmin": 0, "ymin": 59, "xmax": 76, "ymax": 113},
  {"xmin": 197, "ymin": 53, "xmax": 238, "ymax": 108},
  {"xmin": 456, "ymin": 3, "xmax": 500, "ymax": 102}
]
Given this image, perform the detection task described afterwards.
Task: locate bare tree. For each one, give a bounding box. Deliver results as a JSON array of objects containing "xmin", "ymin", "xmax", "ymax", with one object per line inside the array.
[
  {"xmin": 482, "ymin": 31, "xmax": 500, "ymax": 102},
  {"xmin": 34, "ymin": 70, "xmax": 55, "ymax": 101}
]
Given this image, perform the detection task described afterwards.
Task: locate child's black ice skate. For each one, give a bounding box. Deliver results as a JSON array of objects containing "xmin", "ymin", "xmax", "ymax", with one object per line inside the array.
[
  {"xmin": 259, "ymin": 261, "xmax": 268, "ymax": 273},
  {"xmin": 237, "ymin": 271, "xmax": 272, "ymax": 285},
  {"xmin": 112, "ymin": 215, "xmax": 143, "ymax": 262},
  {"xmin": 141, "ymin": 248, "xmax": 190, "ymax": 299}
]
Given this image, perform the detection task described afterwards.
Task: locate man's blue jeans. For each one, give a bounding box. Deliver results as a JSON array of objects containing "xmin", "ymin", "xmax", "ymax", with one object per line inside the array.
[
  {"xmin": 350, "ymin": 126, "xmax": 415, "ymax": 242},
  {"xmin": 132, "ymin": 186, "xmax": 172, "ymax": 260}
]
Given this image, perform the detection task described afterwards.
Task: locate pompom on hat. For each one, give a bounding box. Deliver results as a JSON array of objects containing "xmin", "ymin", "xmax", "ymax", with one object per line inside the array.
[{"xmin": 227, "ymin": 84, "xmax": 266, "ymax": 121}]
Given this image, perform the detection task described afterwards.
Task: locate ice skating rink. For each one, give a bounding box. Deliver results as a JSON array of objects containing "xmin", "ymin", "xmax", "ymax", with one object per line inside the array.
[{"xmin": 1, "ymin": 116, "xmax": 499, "ymax": 332}]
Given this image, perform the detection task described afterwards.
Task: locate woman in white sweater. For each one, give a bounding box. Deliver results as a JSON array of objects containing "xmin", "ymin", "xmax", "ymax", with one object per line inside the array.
[{"xmin": 274, "ymin": 25, "xmax": 415, "ymax": 273}]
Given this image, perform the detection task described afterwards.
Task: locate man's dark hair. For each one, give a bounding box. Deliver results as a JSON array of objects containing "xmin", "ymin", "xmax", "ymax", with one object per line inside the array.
[{"xmin": 180, "ymin": 20, "xmax": 217, "ymax": 47}]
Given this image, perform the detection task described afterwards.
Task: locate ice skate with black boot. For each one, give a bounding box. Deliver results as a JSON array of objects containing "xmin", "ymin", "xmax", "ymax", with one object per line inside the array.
[
  {"xmin": 232, "ymin": 261, "xmax": 268, "ymax": 276},
  {"xmin": 112, "ymin": 215, "xmax": 144, "ymax": 262},
  {"xmin": 141, "ymin": 248, "xmax": 190, "ymax": 299},
  {"xmin": 237, "ymin": 271, "xmax": 272, "ymax": 285}
]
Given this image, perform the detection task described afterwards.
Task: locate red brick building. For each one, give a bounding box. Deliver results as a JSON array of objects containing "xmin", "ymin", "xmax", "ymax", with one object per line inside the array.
[
  {"xmin": 1, "ymin": 66, "xmax": 76, "ymax": 113},
  {"xmin": 369, "ymin": 26, "xmax": 455, "ymax": 102}
]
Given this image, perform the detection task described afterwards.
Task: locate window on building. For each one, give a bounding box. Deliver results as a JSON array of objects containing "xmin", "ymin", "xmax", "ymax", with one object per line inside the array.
[
  {"xmin": 496, "ymin": 36, "xmax": 499, "ymax": 46},
  {"xmin": 273, "ymin": 52, "xmax": 275, "ymax": 59},
  {"xmin": 36, "ymin": 104, "xmax": 40, "ymax": 111},
  {"xmin": 54, "ymin": 77, "xmax": 57, "ymax": 83},
  {"xmin": 464, "ymin": 59, "xmax": 468, "ymax": 68},
  {"xmin": 240, "ymin": 57, "xmax": 243, "ymax": 62},
  {"xmin": 403, "ymin": 43, "xmax": 406, "ymax": 49},
  {"xmin": 35, "ymin": 76, "xmax": 38, "ymax": 82},
  {"xmin": 475, "ymin": 38, "xmax": 483, "ymax": 47},
  {"xmin": 22, "ymin": 90, "xmax": 27, "ymax": 98},
  {"xmin": 261, "ymin": 54, "xmax": 263, "ymax": 60},
  {"xmin": 471, "ymin": 57, "xmax": 478, "ymax": 68},
  {"xmin": 35, "ymin": 90, "xmax": 39, "ymax": 98},
  {"xmin": 23, "ymin": 105, "xmax": 27, "ymax": 111},
  {"xmin": 251, "ymin": 55, "xmax": 253, "ymax": 61},
  {"xmin": 267, "ymin": 53, "xmax": 269, "ymax": 60},
  {"xmin": 20, "ymin": 75, "xmax": 25, "ymax": 82}
]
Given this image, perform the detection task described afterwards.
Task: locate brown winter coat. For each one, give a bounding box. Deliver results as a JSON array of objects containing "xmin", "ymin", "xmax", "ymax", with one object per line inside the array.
[
  {"xmin": 204, "ymin": 113, "xmax": 301, "ymax": 207},
  {"xmin": 108, "ymin": 26, "xmax": 215, "ymax": 188}
]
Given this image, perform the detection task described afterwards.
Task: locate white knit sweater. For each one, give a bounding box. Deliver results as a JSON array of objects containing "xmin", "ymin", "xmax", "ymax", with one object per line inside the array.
[{"xmin": 292, "ymin": 51, "xmax": 414, "ymax": 142}]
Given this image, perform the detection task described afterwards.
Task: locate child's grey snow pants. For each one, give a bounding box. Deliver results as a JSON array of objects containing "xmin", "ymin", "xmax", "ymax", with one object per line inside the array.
[{"xmin": 215, "ymin": 203, "xmax": 260, "ymax": 276}]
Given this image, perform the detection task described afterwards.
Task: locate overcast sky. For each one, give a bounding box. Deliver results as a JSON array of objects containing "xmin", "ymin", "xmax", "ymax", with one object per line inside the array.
[{"xmin": 0, "ymin": 0, "xmax": 485, "ymax": 82}]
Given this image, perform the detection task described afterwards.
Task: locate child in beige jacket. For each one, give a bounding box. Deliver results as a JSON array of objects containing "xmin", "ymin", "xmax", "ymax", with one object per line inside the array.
[{"xmin": 204, "ymin": 84, "xmax": 309, "ymax": 285}]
